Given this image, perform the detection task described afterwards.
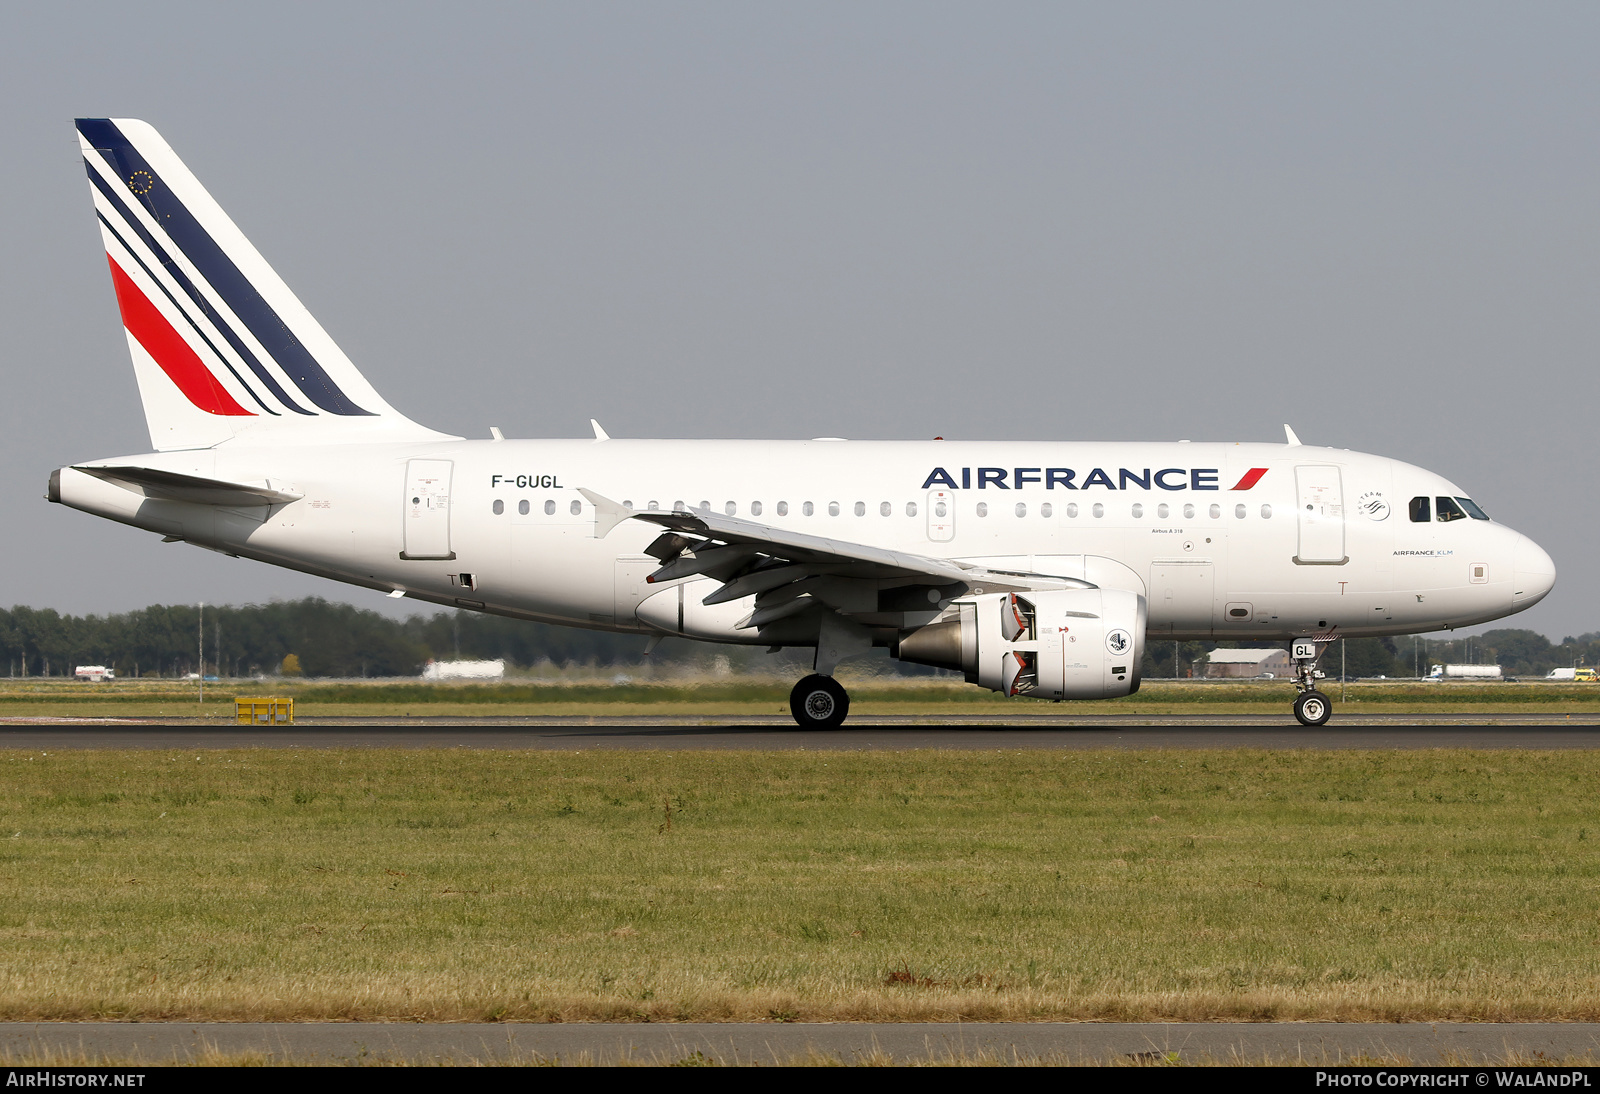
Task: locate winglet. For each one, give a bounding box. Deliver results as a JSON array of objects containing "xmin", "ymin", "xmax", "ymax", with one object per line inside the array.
[
  {"xmin": 578, "ymin": 488, "xmax": 634, "ymax": 538},
  {"xmin": 590, "ymin": 419, "xmax": 610, "ymax": 441},
  {"xmin": 1284, "ymin": 424, "xmax": 1302, "ymax": 446}
]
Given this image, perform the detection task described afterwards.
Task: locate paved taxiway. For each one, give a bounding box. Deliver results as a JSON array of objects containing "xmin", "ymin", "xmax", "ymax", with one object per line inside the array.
[
  {"xmin": 0, "ymin": 715, "xmax": 1596, "ymax": 749},
  {"xmin": 4, "ymin": 1021, "xmax": 1597, "ymax": 1065}
]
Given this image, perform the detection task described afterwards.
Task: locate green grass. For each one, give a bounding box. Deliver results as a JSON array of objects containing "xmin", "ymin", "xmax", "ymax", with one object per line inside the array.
[
  {"xmin": 0, "ymin": 748, "xmax": 1597, "ymax": 1022},
  {"xmin": 1, "ymin": 680, "xmax": 1597, "ymax": 721}
]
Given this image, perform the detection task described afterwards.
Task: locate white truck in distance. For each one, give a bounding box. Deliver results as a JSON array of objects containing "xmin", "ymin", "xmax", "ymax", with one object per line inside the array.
[
  {"xmin": 1546, "ymin": 668, "xmax": 1577, "ymax": 681},
  {"xmin": 1426, "ymin": 664, "xmax": 1503, "ymax": 681},
  {"xmin": 73, "ymin": 666, "xmax": 115, "ymax": 682}
]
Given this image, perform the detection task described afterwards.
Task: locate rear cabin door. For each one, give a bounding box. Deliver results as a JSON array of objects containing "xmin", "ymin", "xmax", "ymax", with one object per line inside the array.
[
  {"xmin": 402, "ymin": 459, "xmax": 455, "ymax": 560},
  {"xmin": 1294, "ymin": 465, "xmax": 1346, "ymax": 564}
]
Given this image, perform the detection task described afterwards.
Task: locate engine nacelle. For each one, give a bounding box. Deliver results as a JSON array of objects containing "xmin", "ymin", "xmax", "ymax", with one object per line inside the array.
[{"xmin": 894, "ymin": 588, "xmax": 1145, "ymax": 699}]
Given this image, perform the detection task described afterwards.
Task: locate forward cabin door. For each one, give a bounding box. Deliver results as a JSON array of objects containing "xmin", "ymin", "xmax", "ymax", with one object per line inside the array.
[
  {"xmin": 1294, "ymin": 465, "xmax": 1346, "ymax": 564},
  {"xmin": 402, "ymin": 459, "xmax": 455, "ymax": 560}
]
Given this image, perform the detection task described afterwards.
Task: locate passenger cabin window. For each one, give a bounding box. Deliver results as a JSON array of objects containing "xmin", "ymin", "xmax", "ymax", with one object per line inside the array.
[
  {"xmin": 570, "ymin": 499, "xmax": 582, "ymax": 516},
  {"xmin": 518, "ymin": 500, "xmax": 530, "ymax": 516},
  {"xmin": 1131, "ymin": 503, "xmax": 1143, "ymax": 518},
  {"xmin": 906, "ymin": 501, "xmax": 918, "ymax": 517},
  {"xmin": 1158, "ymin": 503, "xmax": 1170, "ymax": 519},
  {"xmin": 1040, "ymin": 502, "xmax": 1053, "ymax": 518},
  {"xmin": 492, "ymin": 500, "xmax": 504, "ymax": 515},
  {"xmin": 777, "ymin": 501, "xmax": 788, "ymax": 516},
  {"xmin": 976, "ymin": 502, "xmax": 989, "ymax": 517},
  {"xmin": 1092, "ymin": 503, "xmax": 1104, "ymax": 518},
  {"xmin": 854, "ymin": 501, "xmax": 866, "ymax": 517},
  {"xmin": 803, "ymin": 501, "xmax": 814, "ymax": 516},
  {"xmin": 1066, "ymin": 503, "xmax": 1078, "ymax": 518},
  {"xmin": 725, "ymin": 501, "xmax": 737, "ymax": 516},
  {"xmin": 879, "ymin": 501, "xmax": 891, "ymax": 516},
  {"xmin": 544, "ymin": 500, "xmax": 556, "ymax": 516},
  {"xmin": 1435, "ymin": 496, "xmax": 1468, "ymax": 522},
  {"xmin": 1015, "ymin": 502, "xmax": 1026, "ymax": 517},
  {"xmin": 1209, "ymin": 504, "xmax": 1220, "ymax": 519},
  {"xmin": 751, "ymin": 501, "xmax": 762, "ymax": 517},
  {"xmin": 828, "ymin": 502, "xmax": 840, "ymax": 516},
  {"xmin": 1409, "ymin": 496, "xmax": 1431, "ymax": 522},
  {"xmin": 1234, "ymin": 504, "xmax": 1246, "ymax": 519},
  {"xmin": 1456, "ymin": 497, "xmax": 1490, "ymax": 520}
]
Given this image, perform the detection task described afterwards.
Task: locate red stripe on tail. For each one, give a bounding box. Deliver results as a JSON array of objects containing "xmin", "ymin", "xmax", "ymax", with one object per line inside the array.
[
  {"xmin": 1230, "ymin": 467, "xmax": 1269, "ymax": 490},
  {"xmin": 106, "ymin": 257, "xmax": 253, "ymax": 417}
]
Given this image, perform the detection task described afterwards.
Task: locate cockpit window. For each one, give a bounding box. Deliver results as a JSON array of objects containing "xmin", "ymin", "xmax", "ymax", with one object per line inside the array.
[
  {"xmin": 1409, "ymin": 496, "xmax": 1431, "ymax": 522},
  {"xmin": 1455, "ymin": 497, "xmax": 1490, "ymax": 521},
  {"xmin": 1435, "ymin": 496, "xmax": 1469, "ymax": 522}
]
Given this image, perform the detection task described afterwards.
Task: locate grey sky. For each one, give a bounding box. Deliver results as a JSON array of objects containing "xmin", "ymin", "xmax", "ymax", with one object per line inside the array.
[{"xmin": 2, "ymin": 2, "xmax": 1594, "ymax": 640}]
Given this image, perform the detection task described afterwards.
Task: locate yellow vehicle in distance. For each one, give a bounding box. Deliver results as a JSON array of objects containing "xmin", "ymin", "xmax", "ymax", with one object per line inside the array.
[{"xmin": 1576, "ymin": 668, "xmax": 1598, "ymax": 683}]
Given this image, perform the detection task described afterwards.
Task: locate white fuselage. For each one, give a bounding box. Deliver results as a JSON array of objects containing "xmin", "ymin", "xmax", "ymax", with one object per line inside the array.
[{"xmin": 54, "ymin": 438, "xmax": 1556, "ymax": 645}]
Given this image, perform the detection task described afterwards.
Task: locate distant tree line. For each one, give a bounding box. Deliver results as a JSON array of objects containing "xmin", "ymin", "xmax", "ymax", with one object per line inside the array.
[
  {"xmin": 0, "ymin": 599, "xmax": 1591, "ymax": 681},
  {"xmin": 0, "ymin": 598, "xmax": 802, "ymax": 679},
  {"xmin": 1141, "ymin": 630, "xmax": 1600, "ymax": 680}
]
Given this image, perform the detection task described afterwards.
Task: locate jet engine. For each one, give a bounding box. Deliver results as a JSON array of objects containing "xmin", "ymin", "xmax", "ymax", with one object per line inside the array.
[{"xmin": 894, "ymin": 589, "xmax": 1145, "ymax": 699}]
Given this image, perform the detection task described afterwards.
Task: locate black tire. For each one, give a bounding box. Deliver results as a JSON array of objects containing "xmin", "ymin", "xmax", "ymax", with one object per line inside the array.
[
  {"xmin": 1293, "ymin": 689, "xmax": 1332, "ymax": 726},
  {"xmin": 790, "ymin": 674, "xmax": 850, "ymax": 729}
]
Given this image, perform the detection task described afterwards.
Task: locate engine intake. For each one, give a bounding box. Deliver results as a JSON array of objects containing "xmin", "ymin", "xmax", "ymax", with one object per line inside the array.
[{"xmin": 895, "ymin": 589, "xmax": 1145, "ymax": 700}]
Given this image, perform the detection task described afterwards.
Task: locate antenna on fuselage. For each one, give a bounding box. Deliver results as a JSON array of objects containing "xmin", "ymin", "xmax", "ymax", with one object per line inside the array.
[{"xmin": 1284, "ymin": 424, "xmax": 1303, "ymax": 446}]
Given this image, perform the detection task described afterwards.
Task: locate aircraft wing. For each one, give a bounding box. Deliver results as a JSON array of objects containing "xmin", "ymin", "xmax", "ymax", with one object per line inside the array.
[{"xmin": 579, "ymin": 489, "xmax": 1092, "ymax": 630}]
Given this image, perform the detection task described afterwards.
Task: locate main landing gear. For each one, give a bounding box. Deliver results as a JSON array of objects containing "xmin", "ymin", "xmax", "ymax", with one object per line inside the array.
[
  {"xmin": 789, "ymin": 615, "xmax": 869, "ymax": 729},
  {"xmin": 790, "ymin": 674, "xmax": 850, "ymax": 729},
  {"xmin": 1290, "ymin": 639, "xmax": 1332, "ymax": 726}
]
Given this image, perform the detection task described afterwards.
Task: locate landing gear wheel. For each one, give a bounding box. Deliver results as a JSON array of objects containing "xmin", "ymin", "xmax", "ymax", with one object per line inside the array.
[
  {"xmin": 1293, "ymin": 690, "xmax": 1332, "ymax": 727},
  {"xmin": 790, "ymin": 674, "xmax": 850, "ymax": 729}
]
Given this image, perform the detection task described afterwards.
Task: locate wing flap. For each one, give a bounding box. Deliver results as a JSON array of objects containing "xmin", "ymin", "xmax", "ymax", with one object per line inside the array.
[{"xmin": 579, "ymin": 489, "xmax": 1097, "ymax": 635}]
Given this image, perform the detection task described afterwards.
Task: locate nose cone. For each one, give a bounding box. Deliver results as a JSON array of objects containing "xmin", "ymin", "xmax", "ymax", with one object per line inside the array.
[{"xmin": 1512, "ymin": 534, "xmax": 1556, "ymax": 608}]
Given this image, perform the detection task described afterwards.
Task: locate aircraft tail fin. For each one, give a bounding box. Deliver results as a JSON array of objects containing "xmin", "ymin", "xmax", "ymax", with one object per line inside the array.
[{"xmin": 76, "ymin": 118, "xmax": 450, "ymax": 450}]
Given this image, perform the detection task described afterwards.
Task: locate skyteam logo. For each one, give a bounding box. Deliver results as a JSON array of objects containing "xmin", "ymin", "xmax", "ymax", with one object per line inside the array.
[{"xmin": 919, "ymin": 467, "xmax": 1268, "ymax": 491}]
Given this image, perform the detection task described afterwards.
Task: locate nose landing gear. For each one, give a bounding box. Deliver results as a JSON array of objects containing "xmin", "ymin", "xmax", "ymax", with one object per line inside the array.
[
  {"xmin": 1293, "ymin": 689, "xmax": 1331, "ymax": 726},
  {"xmin": 1290, "ymin": 638, "xmax": 1332, "ymax": 726}
]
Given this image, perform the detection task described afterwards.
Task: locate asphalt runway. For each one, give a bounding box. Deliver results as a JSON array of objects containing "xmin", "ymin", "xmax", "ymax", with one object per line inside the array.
[
  {"xmin": 3, "ymin": 1021, "xmax": 1597, "ymax": 1065},
  {"xmin": 0, "ymin": 714, "xmax": 1596, "ymax": 749}
]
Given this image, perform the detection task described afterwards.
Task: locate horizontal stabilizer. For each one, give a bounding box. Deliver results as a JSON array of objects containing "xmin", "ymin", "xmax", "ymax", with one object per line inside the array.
[{"xmin": 73, "ymin": 465, "xmax": 302, "ymax": 507}]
